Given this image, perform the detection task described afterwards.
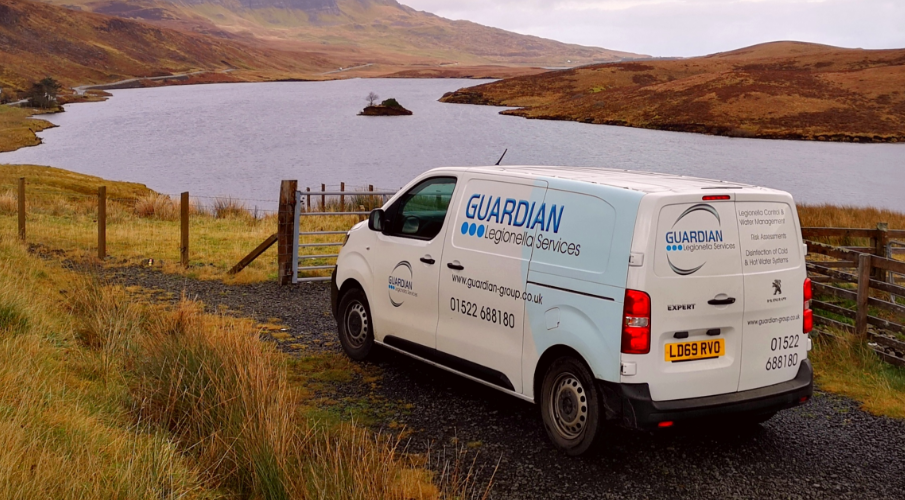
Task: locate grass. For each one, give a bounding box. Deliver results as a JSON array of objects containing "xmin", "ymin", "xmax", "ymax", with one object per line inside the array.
[
  {"xmin": 0, "ymin": 239, "xmax": 210, "ymax": 498},
  {"xmin": 0, "ymin": 234, "xmax": 492, "ymax": 499},
  {"xmin": 0, "ymin": 165, "xmax": 364, "ymax": 283},
  {"xmin": 810, "ymin": 332, "xmax": 905, "ymax": 419},
  {"xmin": 798, "ymin": 203, "xmax": 905, "ymax": 230},
  {"xmin": 798, "ymin": 203, "xmax": 905, "ymax": 248},
  {"xmin": 0, "ymin": 106, "xmax": 56, "ymax": 153}
]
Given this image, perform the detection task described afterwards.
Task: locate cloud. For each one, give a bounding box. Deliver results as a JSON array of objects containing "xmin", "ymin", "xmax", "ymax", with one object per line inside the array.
[{"xmin": 401, "ymin": 0, "xmax": 905, "ymax": 57}]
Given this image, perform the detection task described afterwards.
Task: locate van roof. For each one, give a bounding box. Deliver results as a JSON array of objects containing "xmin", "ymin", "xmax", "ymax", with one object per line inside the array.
[{"xmin": 460, "ymin": 166, "xmax": 775, "ymax": 195}]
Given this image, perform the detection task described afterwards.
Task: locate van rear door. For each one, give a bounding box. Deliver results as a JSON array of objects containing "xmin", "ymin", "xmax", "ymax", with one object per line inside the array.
[
  {"xmin": 736, "ymin": 196, "xmax": 808, "ymax": 391},
  {"xmin": 642, "ymin": 198, "xmax": 745, "ymax": 401}
]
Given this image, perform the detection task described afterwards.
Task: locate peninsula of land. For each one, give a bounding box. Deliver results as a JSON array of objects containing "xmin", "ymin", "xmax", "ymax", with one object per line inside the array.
[{"xmin": 441, "ymin": 42, "xmax": 905, "ymax": 143}]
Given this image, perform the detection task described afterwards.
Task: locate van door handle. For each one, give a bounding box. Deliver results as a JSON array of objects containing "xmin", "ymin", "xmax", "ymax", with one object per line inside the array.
[
  {"xmin": 708, "ymin": 297, "xmax": 736, "ymax": 306},
  {"xmin": 447, "ymin": 263, "xmax": 464, "ymax": 271},
  {"xmin": 420, "ymin": 257, "xmax": 435, "ymax": 265}
]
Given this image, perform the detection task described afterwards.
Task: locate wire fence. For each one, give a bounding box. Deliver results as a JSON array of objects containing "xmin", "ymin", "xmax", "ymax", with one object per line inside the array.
[{"xmin": 1, "ymin": 178, "xmax": 398, "ymax": 283}]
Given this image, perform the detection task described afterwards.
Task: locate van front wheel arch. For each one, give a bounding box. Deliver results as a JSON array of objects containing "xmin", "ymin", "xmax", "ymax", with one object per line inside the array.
[{"xmin": 540, "ymin": 356, "xmax": 605, "ymax": 455}]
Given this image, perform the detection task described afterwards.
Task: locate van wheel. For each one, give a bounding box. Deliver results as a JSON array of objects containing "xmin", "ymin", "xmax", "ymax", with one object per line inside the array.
[
  {"xmin": 337, "ymin": 288, "xmax": 374, "ymax": 361},
  {"xmin": 540, "ymin": 357, "xmax": 603, "ymax": 456}
]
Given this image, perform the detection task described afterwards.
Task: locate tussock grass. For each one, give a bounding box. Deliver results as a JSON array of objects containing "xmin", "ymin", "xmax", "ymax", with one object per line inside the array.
[
  {"xmin": 810, "ymin": 333, "xmax": 905, "ymax": 419},
  {"xmin": 798, "ymin": 203, "xmax": 905, "ymax": 249},
  {"xmin": 134, "ymin": 192, "xmax": 179, "ymax": 221},
  {"xmin": 211, "ymin": 196, "xmax": 251, "ymax": 219},
  {"xmin": 0, "ymin": 165, "xmax": 363, "ymax": 283},
  {"xmin": 798, "ymin": 204, "xmax": 905, "ymax": 230},
  {"xmin": 0, "ymin": 240, "xmax": 209, "ymax": 499},
  {"xmin": 0, "ymin": 237, "xmax": 485, "ymax": 498},
  {"xmin": 0, "ymin": 190, "xmax": 15, "ymax": 214},
  {"xmin": 130, "ymin": 297, "xmax": 456, "ymax": 498}
]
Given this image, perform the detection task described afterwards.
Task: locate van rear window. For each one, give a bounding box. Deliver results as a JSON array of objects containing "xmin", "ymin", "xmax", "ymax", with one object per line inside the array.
[{"xmin": 736, "ymin": 202, "xmax": 801, "ymax": 273}]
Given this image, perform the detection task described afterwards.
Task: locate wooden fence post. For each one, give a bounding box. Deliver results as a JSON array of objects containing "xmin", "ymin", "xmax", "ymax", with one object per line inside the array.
[
  {"xmin": 278, "ymin": 180, "xmax": 298, "ymax": 286},
  {"xmin": 856, "ymin": 253, "xmax": 872, "ymax": 339},
  {"xmin": 321, "ymin": 184, "xmax": 326, "ymax": 211},
  {"xmin": 874, "ymin": 222, "xmax": 889, "ymax": 282},
  {"xmin": 180, "ymin": 192, "xmax": 189, "ymax": 267},
  {"xmin": 340, "ymin": 182, "xmax": 345, "ymax": 212},
  {"xmin": 97, "ymin": 186, "xmax": 106, "ymax": 259},
  {"xmin": 17, "ymin": 177, "xmax": 25, "ymax": 241},
  {"xmin": 306, "ymin": 187, "xmax": 310, "ymax": 213}
]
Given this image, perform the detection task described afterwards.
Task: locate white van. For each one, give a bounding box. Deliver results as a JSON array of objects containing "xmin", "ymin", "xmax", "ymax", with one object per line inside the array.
[{"xmin": 331, "ymin": 166, "xmax": 813, "ymax": 455}]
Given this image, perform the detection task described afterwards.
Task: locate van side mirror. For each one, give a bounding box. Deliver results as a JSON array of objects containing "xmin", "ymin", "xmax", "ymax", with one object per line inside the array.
[{"xmin": 368, "ymin": 209, "xmax": 385, "ymax": 232}]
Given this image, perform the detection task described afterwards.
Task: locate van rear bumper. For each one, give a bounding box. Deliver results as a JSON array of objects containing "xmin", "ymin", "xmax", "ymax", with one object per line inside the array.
[{"xmin": 602, "ymin": 359, "xmax": 813, "ymax": 429}]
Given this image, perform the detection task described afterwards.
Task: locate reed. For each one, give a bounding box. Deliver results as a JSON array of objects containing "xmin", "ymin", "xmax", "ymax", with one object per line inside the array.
[
  {"xmin": 810, "ymin": 332, "xmax": 905, "ymax": 419},
  {"xmin": 0, "ymin": 237, "xmax": 488, "ymax": 498},
  {"xmin": 0, "ymin": 240, "xmax": 209, "ymax": 499},
  {"xmin": 0, "ymin": 190, "xmax": 15, "ymax": 215},
  {"xmin": 212, "ymin": 196, "xmax": 251, "ymax": 220},
  {"xmin": 798, "ymin": 203, "xmax": 905, "ymax": 230},
  {"xmin": 133, "ymin": 192, "xmax": 179, "ymax": 221}
]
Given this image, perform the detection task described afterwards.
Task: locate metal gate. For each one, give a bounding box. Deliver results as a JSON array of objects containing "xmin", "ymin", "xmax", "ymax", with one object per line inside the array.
[{"xmin": 291, "ymin": 188, "xmax": 397, "ymax": 283}]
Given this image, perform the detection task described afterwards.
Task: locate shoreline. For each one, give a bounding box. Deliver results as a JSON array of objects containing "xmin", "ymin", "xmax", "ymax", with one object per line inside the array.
[
  {"xmin": 441, "ymin": 92, "xmax": 905, "ymax": 144},
  {"xmin": 0, "ymin": 107, "xmax": 58, "ymax": 153},
  {"xmin": 500, "ymin": 111, "xmax": 904, "ymax": 144}
]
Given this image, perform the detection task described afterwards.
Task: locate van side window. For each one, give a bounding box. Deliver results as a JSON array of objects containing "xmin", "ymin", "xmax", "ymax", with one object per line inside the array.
[{"xmin": 386, "ymin": 177, "xmax": 457, "ymax": 240}]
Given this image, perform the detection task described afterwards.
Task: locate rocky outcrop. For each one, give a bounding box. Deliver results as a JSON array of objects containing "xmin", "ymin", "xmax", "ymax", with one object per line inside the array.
[
  {"xmin": 358, "ymin": 105, "xmax": 412, "ymax": 116},
  {"xmin": 359, "ymin": 98, "xmax": 412, "ymax": 116}
]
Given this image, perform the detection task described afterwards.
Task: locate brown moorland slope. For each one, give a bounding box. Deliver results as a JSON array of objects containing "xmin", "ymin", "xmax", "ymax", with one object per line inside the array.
[
  {"xmin": 441, "ymin": 42, "xmax": 905, "ymax": 143},
  {"xmin": 41, "ymin": 0, "xmax": 644, "ymax": 68},
  {"xmin": 0, "ymin": 0, "xmax": 337, "ymax": 91}
]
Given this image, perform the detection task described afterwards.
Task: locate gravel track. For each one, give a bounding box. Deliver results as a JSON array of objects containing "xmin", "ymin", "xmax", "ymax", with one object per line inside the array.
[{"xmin": 104, "ymin": 267, "xmax": 905, "ymax": 500}]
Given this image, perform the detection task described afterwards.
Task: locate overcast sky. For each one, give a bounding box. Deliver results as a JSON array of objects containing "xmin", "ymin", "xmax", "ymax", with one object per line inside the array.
[{"xmin": 402, "ymin": 0, "xmax": 905, "ymax": 57}]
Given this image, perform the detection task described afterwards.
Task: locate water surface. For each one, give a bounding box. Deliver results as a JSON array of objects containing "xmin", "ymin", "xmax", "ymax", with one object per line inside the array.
[{"xmin": 2, "ymin": 79, "xmax": 902, "ymax": 211}]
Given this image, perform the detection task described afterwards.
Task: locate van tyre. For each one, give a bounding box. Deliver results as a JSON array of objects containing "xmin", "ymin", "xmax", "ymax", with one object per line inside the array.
[
  {"xmin": 540, "ymin": 356, "xmax": 604, "ymax": 456},
  {"xmin": 337, "ymin": 288, "xmax": 374, "ymax": 361}
]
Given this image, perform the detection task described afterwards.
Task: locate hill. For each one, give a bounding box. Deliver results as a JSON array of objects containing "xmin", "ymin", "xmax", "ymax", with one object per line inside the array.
[
  {"xmin": 0, "ymin": 0, "xmax": 345, "ymax": 91},
  {"xmin": 440, "ymin": 42, "xmax": 905, "ymax": 143},
  {"xmin": 40, "ymin": 0, "xmax": 642, "ymax": 69}
]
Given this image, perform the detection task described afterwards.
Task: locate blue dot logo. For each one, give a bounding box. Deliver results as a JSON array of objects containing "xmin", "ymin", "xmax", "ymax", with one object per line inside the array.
[
  {"xmin": 477, "ymin": 225, "xmax": 485, "ymax": 238},
  {"xmin": 469, "ymin": 223, "xmax": 477, "ymax": 236},
  {"xmin": 666, "ymin": 245, "xmax": 673, "ymax": 252},
  {"xmin": 461, "ymin": 222, "xmax": 469, "ymax": 235},
  {"xmin": 678, "ymin": 245, "xmax": 683, "ymax": 251}
]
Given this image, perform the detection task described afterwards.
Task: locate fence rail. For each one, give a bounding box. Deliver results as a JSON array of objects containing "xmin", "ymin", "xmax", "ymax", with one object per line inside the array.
[{"xmin": 805, "ymin": 237, "xmax": 905, "ymax": 366}]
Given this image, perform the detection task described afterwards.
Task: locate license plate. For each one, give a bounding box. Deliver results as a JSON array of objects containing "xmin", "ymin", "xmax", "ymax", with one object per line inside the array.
[{"xmin": 665, "ymin": 339, "xmax": 725, "ymax": 362}]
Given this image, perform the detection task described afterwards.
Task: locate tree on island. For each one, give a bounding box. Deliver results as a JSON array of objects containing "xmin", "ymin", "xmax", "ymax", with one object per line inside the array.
[
  {"xmin": 27, "ymin": 77, "xmax": 62, "ymax": 109},
  {"xmin": 381, "ymin": 98, "xmax": 402, "ymax": 108},
  {"xmin": 366, "ymin": 91, "xmax": 379, "ymax": 107}
]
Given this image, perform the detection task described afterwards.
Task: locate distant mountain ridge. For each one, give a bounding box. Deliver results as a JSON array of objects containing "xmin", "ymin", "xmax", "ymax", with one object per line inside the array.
[
  {"xmin": 160, "ymin": 0, "xmax": 341, "ymax": 13},
  {"xmin": 41, "ymin": 0, "xmax": 643, "ymax": 66},
  {"xmin": 0, "ymin": 0, "xmax": 335, "ymax": 91}
]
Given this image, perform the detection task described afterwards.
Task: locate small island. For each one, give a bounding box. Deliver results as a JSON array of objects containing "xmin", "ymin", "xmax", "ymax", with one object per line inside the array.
[{"xmin": 359, "ymin": 94, "xmax": 412, "ymax": 116}]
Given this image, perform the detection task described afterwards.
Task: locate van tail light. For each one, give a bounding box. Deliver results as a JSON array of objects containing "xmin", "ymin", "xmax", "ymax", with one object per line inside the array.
[
  {"xmin": 622, "ymin": 289, "xmax": 651, "ymax": 354},
  {"xmin": 803, "ymin": 278, "xmax": 813, "ymax": 334}
]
